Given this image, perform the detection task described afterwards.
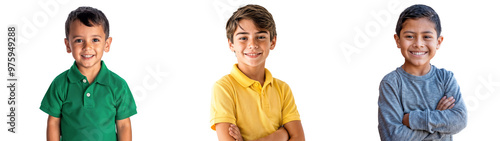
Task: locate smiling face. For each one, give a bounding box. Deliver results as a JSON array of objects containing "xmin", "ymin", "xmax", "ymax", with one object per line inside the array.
[
  {"xmin": 395, "ymin": 18, "xmax": 443, "ymax": 68},
  {"xmin": 65, "ymin": 19, "xmax": 111, "ymax": 71},
  {"xmin": 229, "ymin": 19, "xmax": 276, "ymax": 68}
]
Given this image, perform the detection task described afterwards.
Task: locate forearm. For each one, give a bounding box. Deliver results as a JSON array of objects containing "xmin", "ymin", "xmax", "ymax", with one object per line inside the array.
[
  {"xmin": 409, "ymin": 106, "xmax": 467, "ymax": 134},
  {"xmin": 215, "ymin": 123, "xmax": 237, "ymax": 141},
  {"xmin": 283, "ymin": 120, "xmax": 305, "ymax": 141},
  {"xmin": 47, "ymin": 125, "xmax": 60, "ymax": 141},
  {"xmin": 252, "ymin": 127, "xmax": 288, "ymax": 141},
  {"xmin": 117, "ymin": 126, "xmax": 132, "ymax": 141},
  {"xmin": 379, "ymin": 116, "xmax": 432, "ymax": 141}
]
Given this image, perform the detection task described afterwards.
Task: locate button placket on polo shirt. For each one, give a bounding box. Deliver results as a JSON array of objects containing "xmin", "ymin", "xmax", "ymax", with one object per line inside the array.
[
  {"xmin": 261, "ymin": 83, "xmax": 271, "ymax": 115},
  {"xmin": 82, "ymin": 78, "xmax": 95, "ymax": 108},
  {"xmin": 252, "ymin": 82, "xmax": 271, "ymax": 115}
]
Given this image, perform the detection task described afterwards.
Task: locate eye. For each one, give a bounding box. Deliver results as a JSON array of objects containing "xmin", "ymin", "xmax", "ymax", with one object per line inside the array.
[
  {"xmin": 424, "ymin": 36, "xmax": 432, "ymax": 39},
  {"xmin": 93, "ymin": 39, "xmax": 100, "ymax": 42},
  {"xmin": 75, "ymin": 39, "xmax": 82, "ymax": 43},
  {"xmin": 239, "ymin": 37, "xmax": 247, "ymax": 40},
  {"xmin": 405, "ymin": 35, "xmax": 413, "ymax": 39},
  {"xmin": 257, "ymin": 36, "xmax": 266, "ymax": 39}
]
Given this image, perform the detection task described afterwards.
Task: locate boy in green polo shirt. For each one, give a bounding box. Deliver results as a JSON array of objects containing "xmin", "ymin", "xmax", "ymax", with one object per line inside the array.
[{"xmin": 40, "ymin": 6, "xmax": 137, "ymax": 141}]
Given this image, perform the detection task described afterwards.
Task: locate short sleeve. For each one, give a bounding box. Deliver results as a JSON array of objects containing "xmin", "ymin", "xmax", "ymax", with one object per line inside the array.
[
  {"xmin": 40, "ymin": 80, "xmax": 64, "ymax": 118},
  {"xmin": 280, "ymin": 82, "xmax": 300, "ymax": 125},
  {"xmin": 210, "ymin": 81, "xmax": 236, "ymax": 130},
  {"xmin": 114, "ymin": 82, "xmax": 137, "ymax": 120}
]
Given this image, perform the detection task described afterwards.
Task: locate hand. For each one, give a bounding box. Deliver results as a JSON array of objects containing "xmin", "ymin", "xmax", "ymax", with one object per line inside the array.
[
  {"xmin": 402, "ymin": 113, "xmax": 410, "ymax": 128},
  {"xmin": 436, "ymin": 96, "xmax": 455, "ymax": 111},
  {"xmin": 229, "ymin": 124, "xmax": 243, "ymax": 141}
]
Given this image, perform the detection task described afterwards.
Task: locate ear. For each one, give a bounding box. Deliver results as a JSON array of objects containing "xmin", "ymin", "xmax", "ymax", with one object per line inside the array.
[
  {"xmin": 65, "ymin": 38, "xmax": 71, "ymax": 53},
  {"xmin": 436, "ymin": 36, "xmax": 443, "ymax": 50},
  {"xmin": 228, "ymin": 39, "xmax": 235, "ymax": 52},
  {"xmin": 270, "ymin": 36, "xmax": 277, "ymax": 50},
  {"xmin": 394, "ymin": 34, "xmax": 401, "ymax": 49},
  {"xmin": 104, "ymin": 37, "xmax": 112, "ymax": 53}
]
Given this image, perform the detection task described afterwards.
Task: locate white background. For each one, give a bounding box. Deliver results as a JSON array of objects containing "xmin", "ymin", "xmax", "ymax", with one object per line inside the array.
[{"xmin": 1, "ymin": 0, "xmax": 499, "ymax": 140}]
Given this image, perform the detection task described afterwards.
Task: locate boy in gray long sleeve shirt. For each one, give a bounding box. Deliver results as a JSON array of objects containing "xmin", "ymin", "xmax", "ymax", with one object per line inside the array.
[{"xmin": 378, "ymin": 4, "xmax": 467, "ymax": 141}]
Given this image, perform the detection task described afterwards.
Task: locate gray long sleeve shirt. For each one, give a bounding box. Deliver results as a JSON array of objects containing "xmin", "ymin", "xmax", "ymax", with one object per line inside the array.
[{"xmin": 378, "ymin": 65, "xmax": 467, "ymax": 141}]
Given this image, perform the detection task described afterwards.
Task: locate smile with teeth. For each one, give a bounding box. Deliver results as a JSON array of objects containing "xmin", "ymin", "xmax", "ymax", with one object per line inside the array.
[
  {"xmin": 410, "ymin": 51, "xmax": 427, "ymax": 56},
  {"xmin": 244, "ymin": 53, "xmax": 262, "ymax": 56},
  {"xmin": 82, "ymin": 55, "xmax": 95, "ymax": 58}
]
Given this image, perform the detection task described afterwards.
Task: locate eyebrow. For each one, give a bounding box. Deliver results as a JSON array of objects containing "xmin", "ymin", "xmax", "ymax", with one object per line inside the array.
[
  {"xmin": 235, "ymin": 31, "xmax": 269, "ymax": 36},
  {"xmin": 71, "ymin": 35, "xmax": 103, "ymax": 38},
  {"xmin": 403, "ymin": 31, "xmax": 434, "ymax": 34}
]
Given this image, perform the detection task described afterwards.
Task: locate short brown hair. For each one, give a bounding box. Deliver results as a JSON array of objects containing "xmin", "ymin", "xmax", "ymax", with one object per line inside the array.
[
  {"xmin": 65, "ymin": 6, "xmax": 109, "ymax": 39},
  {"xmin": 226, "ymin": 4, "xmax": 276, "ymax": 43}
]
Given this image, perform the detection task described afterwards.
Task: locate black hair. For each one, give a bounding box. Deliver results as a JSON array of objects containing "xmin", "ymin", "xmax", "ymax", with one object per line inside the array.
[
  {"xmin": 65, "ymin": 6, "xmax": 109, "ymax": 39},
  {"xmin": 395, "ymin": 4, "xmax": 441, "ymax": 37}
]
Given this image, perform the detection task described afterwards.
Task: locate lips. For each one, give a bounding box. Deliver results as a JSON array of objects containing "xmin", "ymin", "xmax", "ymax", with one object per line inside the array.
[
  {"xmin": 244, "ymin": 52, "xmax": 262, "ymax": 57},
  {"xmin": 81, "ymin": 54, "xmax": 95, "ymax": 59},
  {"xmin": 410, "ymin": 51, "xmax": 427, "ymax": 56}
]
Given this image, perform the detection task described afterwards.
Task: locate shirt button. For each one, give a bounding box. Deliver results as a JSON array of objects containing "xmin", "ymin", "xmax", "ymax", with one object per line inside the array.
[
  {"xmin": 86, "ymin": 93, "xmax": 91, "ymax": 97},
  {"xmin": 83, "ymin": 79, "xmax": 87, "ymax": 83}
]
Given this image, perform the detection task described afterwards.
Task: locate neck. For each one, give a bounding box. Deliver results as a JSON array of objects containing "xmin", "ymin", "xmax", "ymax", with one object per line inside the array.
[
  {"xmin": 401, "ymin": 62, "xmax": 431, "ymax": 76},
  {"xmin": 237, "ymin": 63, "xmax": 266, "ymax": 86},
  {"xmin": 77, "ymin": 63, "xmax": 101, "ymax": 84}
]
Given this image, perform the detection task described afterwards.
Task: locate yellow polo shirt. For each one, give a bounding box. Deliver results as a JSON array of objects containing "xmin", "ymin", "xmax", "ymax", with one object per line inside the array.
[{"xmin": 210, "ymin": 64, "xmax": 300, "ymax": 140}]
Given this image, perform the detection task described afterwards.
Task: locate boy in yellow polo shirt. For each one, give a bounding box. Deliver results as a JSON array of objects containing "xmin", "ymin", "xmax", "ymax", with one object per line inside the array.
[
  {"xmin": 210, "ymin": 4, "xmax": 305, "ymax": 141},
  {"xmin": 40, "ymin": 6, "xmax": 137, "ymax": 141}
]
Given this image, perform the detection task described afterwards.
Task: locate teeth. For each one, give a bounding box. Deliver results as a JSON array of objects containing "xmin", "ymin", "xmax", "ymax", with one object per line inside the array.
[
  {"xmin": 245, "ymin": 53, "xmax": 261, "ymax": 56},
  {"xmin": 82, "ymin": 55, "xmax": 94, "ymax": 58},
  {"xmin": 411, "ymin": 51, "xmax": 426, "ymax": 55}
]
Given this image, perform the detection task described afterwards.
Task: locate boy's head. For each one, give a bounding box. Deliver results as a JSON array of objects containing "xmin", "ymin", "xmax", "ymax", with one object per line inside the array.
[
  {"xmin": 64, "ymin": 6, "xmax": 112, "ymax": 70},
  {"xmin": 226, "ymin": 4, "xmax": 276, "ymax": 43},
  {"xmin": 395, "ymin": 4, "xmax": 441, "ymax": 38},
  {"xmin": 65, "ymin": 6, "xmax": 109, "ymax": 39},
  {"xmin": 394, "ymin": 4, "xmax": 443, "ymax": 69},
  {"xmin": 226, "ymin": 4, "xmax": 277, "ymax": 68}
]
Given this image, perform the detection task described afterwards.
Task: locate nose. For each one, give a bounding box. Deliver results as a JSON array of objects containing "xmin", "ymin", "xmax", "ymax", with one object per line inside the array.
[
  {"xmin": 83, "ymin": 41, "xmax": 92, "ymax": 50},
  {"xmin": 247, "ymin": 37, "xmax": 258, "ymax": 49},
  {"xmin": 414, "ymin": 37, "xmax": 424, "ymax": 48}
]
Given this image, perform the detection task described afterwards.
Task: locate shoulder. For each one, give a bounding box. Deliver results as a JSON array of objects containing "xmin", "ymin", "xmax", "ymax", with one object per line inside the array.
[
  {"xmin": 52, "ymin": 69, "xmax": 70, "ymax": 83},
  {"xmin": 212, "ymin": 74, "xmax": 237, "ymax": 95},
  {"xmin": 432, "ymin": 65, "xmax": 456, "ymax": 83},
  {"xmin": 107, "ymin": 70, "xmax": 129, "ymax": 87},
  {"xmin": 48, "ymin": 70, "xmax": 71, "ymax": 90},
  {"xmin": 272, "ymin": 77, "xmax": 290, "ymax": 89},
  {"xmin": 215, "ymin": 74, "xmax": 234, "ymax": 87},
  {"xmin": 433, "ymin": 66, "xmax": 455, "ymax": 78},
  {"xmin": 380, "ymin": 69, "xmax": 401, "ymax": 85}
]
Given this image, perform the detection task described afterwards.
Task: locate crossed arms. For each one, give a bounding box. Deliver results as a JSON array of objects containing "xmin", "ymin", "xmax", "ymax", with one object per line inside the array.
[
  {"xmin": 215, "ymin": 120, "xmax": 305, "ymax": 141},
  {"xmin": 378, "ymin": 78, "xmax": 467, "ymax": 141}
]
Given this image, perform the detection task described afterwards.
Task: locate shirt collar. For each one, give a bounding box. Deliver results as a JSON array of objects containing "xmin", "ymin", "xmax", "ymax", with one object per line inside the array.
[
  {"xmin": 230, "ymin": 64, "xmax": 273, "ymax": 88},
  {"xmin": 67, "ymin": 61, "xmax": 110, "ymax": 85}
]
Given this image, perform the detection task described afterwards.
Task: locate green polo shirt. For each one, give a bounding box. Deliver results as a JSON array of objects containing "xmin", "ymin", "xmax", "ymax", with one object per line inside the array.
[{"xmin": 40, "ymin": 61, "xmax": 137, "ymax": 141}]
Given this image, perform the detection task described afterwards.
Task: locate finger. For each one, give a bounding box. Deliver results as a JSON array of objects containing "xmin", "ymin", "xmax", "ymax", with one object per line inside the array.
[
  {"xmin": 229, "ymin": 131, "xmax": 237, "ymax": 139},
  {"xmin": 440, "ymin": 98, "xmax": 455, "ymax": 110},
  {"xmin": 436, "ymin": 96, "xmax": 447, "ymax": 110},
  {"xmin": 230, "ymin": 124, "xmax": 240, "ymax": 135},
  {"xmin": 438, "ymin": 96, "xmax": 447, "ymax": 107},
  {"xmin": 447, "ymin": 96, "xmax": 454, "ymax": 101},
  {"xmin": 233, "ymin": 126, "xmax": 240, "ymax": 135},
  {"xmin": 448, "ymin": 103, "xmax": 455, "ymax": 109},
  {"xmin": 447, "ymin": 99, "xmax": 456, "ymax": 109},
  {"xmin": 440, "ymin": 96, "xmax": 447, "ymax": 102},
  {"xmin": 444, "ymin": 97, "xmax": 455, "ymax": 108},
  {"xmin": 229, "ymin": 127, "xmax": 238, "ymax": 138}
]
